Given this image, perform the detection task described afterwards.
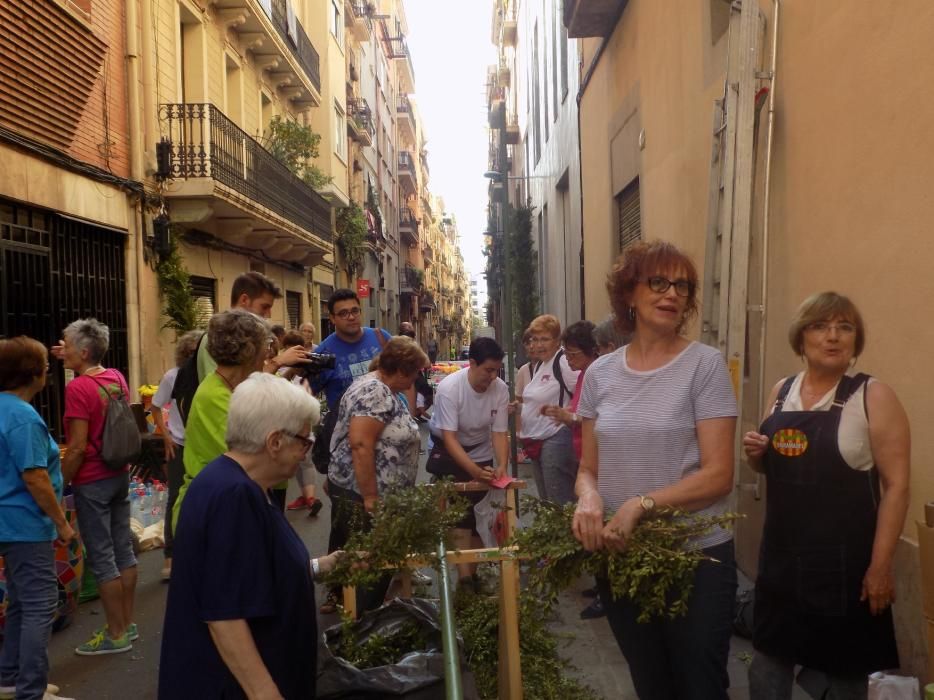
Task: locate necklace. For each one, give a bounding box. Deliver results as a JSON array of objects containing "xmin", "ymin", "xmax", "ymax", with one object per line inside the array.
[
  {"xmin": 82, "ymin": 365, "xmax": 105, "ymax": 376},
  {"xmin": 215, "ymin": 369, "xmax": 236, "ymax": 391}
]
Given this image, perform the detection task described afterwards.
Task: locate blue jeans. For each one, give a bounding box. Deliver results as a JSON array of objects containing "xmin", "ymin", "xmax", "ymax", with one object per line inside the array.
[
  {"xmin": 0, "ymin": 541, "xmax": 57, "ymax": 700},
  {"xmin": 598, "ymin": 539, "xmax": 738, "ymax": 700},
  {"xmin": 73, "ymin": 473, "xmax": 137, "ymax": 583},
  {"xmin": 531, "ymin": 427, "xmax": 577, "ymax": 505}
]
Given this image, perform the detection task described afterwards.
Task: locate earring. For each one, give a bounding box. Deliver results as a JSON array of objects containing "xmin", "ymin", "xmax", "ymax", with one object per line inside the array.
[{"xmin": 628, "ymin": 306, "xmax": 636, "ymax": 322}]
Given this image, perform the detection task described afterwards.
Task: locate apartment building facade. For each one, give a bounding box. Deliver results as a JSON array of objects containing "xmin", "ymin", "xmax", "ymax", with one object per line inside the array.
[
  {"xmin": 0, "ymin": 0, "xmax": 138, "ymax": 437},
  {"xmin": 571, "ymin": 0, "xmax": 934, "ymax": 680},
  {"xmin": 489, "ymin": 0, "xmax": 583, "ymax": 328}
]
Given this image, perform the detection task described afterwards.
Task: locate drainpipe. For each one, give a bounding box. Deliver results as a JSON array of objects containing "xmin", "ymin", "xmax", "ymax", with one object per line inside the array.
[
  {"xmin": 125, "ymin": 0, "xmax": 145, "ymax": 397},
  {"xmin": 753, "ymin": 0, "xmax": 780, "ymax": 499}
]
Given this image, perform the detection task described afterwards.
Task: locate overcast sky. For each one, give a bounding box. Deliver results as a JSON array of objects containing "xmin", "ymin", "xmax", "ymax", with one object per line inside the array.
[{"xmin": 404, "ymin": 0, "xmax": 495, "ymax": 296}]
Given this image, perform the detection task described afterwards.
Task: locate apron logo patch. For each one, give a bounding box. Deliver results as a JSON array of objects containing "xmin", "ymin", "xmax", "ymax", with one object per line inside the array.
[{"xmin": 772, "ymin": 428, "xmax": 808, "ymax": 457}]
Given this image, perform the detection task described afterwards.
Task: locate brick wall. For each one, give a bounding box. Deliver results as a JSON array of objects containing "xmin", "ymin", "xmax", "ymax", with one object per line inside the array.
[{"xmin": 0, "ymin": 0, "xmax": 130, "ymax": 179}]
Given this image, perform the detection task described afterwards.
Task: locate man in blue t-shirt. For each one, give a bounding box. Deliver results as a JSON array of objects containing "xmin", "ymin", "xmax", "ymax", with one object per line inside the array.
[{"xmin": 311, "ymin": 289, "xmax": 391, "ymax": 406}]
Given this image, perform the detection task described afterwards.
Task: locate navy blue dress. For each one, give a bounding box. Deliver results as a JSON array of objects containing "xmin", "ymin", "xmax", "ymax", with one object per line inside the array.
[{"xmin": 159, "ymin": 455, "xmax": 317, "ymax": 699}]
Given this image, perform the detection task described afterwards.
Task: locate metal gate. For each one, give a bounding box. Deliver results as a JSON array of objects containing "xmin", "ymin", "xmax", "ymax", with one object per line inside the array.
[{"xmin": 0, "ymin": 198, "xmax": 128, "ymax": 440}]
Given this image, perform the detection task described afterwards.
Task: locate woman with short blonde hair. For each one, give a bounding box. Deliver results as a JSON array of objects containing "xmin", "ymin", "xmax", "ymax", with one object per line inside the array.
[
  {"xmin": 744, "ymin": 292, "xmax": 908, "ymax": 698},
  {"xmin": 519, "ymin": 314, "xmax": 579, "ymax": 504}
]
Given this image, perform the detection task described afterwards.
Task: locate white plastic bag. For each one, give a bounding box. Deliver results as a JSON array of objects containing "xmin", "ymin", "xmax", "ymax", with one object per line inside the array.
[
  {"xmin": 868, "ymin": 672, "xmax": 920, "ymax": 700},
  {"xmin": 473, "ymin": 489, "xmax": 507, "ymax": 548}
]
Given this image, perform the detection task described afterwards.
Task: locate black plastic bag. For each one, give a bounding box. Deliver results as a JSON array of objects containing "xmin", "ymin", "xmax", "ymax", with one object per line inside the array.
[{"xmin": 316, "ymin": 597, "xmax": 477, "ymax": 699}]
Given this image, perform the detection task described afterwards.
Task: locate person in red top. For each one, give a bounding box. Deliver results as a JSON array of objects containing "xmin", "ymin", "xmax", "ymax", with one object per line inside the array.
[{"xmin": 59, "ymin": 319, "xmax": 138, "ymax": 657}]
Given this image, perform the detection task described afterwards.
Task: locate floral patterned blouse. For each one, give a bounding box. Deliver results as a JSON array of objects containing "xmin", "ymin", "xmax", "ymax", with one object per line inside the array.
[{"xmin": 327, "ymin": 372, "xmax": 420, "ymax": 496}]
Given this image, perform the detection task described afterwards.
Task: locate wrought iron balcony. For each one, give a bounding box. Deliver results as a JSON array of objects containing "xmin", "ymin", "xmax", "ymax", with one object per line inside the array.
[
  {"xmin": 269, "ymin": 0, "xmax": 321, "ymax": 93},
  {"xmin": 400, "ymin": 265, "xmax": 422, "ymax": 294},
  {"xmin": 398, "ymin": 151, "xmax": 416, "ymax": 193},
  {"xmin": 419, "ymin": 291, "xmax": 436, "ymax": 312},
  {"xmin": 159, "ymin": 103, "xmax": 331, "ymax": 242},
  {"xmin": 347, "ymin": 96, "xmax": 374, "ymax": 145},
  {"xmin": 399, "ymin": 208, "xmax": 418, "ymax": 246}
]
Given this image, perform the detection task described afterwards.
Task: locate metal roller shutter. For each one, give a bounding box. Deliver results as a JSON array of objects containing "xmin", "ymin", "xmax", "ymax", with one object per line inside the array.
[{"xmin": 616, "ymin": 179, "xmax": 641, "ymax": 252}]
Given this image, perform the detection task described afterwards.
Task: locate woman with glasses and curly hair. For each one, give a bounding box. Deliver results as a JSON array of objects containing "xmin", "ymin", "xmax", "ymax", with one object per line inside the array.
[
  {"xmin": 572, "ymin": 240, "xmax": 738, "ymax": 699},
  {"xmin": 743, "ymin": 292, "xmax": 909, "ymax": 700}
]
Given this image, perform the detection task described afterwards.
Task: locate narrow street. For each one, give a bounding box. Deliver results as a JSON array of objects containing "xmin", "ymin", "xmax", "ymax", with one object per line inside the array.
[{"xmin": 44, "ymin": 425, "xmax": 804, "ymax": 699}]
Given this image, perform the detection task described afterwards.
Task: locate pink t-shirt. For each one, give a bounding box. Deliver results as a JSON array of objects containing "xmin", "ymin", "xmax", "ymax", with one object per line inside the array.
[{"xmin": 64, "ymin": 368, "xmax": 131, "ymax": 485}]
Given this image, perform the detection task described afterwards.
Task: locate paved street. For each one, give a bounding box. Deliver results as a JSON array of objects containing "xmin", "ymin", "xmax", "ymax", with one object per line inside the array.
[{"xmin": 45, "ymin": 426, "xmax": 804, "ymax": 699}]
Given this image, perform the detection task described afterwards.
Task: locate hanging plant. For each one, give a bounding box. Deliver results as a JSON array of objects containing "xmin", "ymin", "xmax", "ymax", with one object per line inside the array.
[
  {"xmin": 155, "ymin": 231, "xmax": 199, "ymax": 335},
  {"xmin": 335, "ymin": 201, "xmax": 368, "ymax": 279},
  {"xmin": 262, "ymin": 116, "xmax": 332, "ymax": 191}
]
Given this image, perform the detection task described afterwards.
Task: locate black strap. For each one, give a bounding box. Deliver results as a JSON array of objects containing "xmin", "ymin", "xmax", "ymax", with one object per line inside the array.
[
  {"xmin": 774, "ymin": 376, "xmax": 796, "ymax": 410},
  {"xmin": 552, "ymin": 350, "xmax": 571, "ymax": 407},
  {"xmin": 830, "ymin": 373, "xmax": 871, "ymax": 413}
]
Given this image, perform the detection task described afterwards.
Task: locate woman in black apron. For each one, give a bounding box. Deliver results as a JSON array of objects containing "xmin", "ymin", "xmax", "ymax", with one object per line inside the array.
[{"xmin": 743, "ymin": 292, "xmax": 910, "ymax": 699}]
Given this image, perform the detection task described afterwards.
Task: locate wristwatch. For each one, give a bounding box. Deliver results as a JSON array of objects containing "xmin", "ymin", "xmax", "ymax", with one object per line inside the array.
[
  {"xmin": 638, "ymin": 495, "xmax": 656, "ymax": 514},
  {"xmin": 571, "ymin": 413, "xmax": 581, "ymax": 425}
]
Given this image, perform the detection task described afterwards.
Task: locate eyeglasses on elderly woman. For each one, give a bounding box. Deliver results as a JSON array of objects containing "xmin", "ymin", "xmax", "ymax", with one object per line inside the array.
[{"xmin": 282, "ymin": 431, "xmax": 314, "ymax": 452}]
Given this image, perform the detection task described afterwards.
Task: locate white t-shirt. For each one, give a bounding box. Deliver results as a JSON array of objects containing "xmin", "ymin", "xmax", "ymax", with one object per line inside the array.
[
  {"xmin": 152, "ymin": 367, "xmax": 185, "ymax": 445},
  {"xmin": 577, "ymin": 342, "xmax": 738, "ymax": 550},
  {"xmin": 772, "ymin": 372, "xmax": 874, "ymax": 472},
  {"xmin": 519, "ymin": 351, "xmax": 579, "ymax": 441},
  {"xmin": 428, "ymin": 368, "xmax": 509, "ymax": 462}
]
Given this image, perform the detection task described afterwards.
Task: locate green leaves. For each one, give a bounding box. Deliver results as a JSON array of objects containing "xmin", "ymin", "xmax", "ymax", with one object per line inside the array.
[
  {"xmin": 335, "ymin": 201, "xmax": 368, "ymax": 278},
  {"xmin": 154, "ymin": 230, "xmax": 199, "ymax": 335},
  {"xmin": 321, "ymin": 481, "xmax": 469, "ymax": 589},
  {"xmin": 510, "ymin": 497, "xmax": 741, "ymax": 623}
]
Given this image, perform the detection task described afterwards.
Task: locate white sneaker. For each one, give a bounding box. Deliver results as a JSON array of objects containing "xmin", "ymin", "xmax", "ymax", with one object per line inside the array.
[{"xmin": 0, "ymin": 684, "xmax": 61, "ymax": 699}]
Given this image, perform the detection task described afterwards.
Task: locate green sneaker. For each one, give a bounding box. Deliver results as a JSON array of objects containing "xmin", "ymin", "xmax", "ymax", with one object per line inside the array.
[
  {"xmin": 92, "ymin": 622, "xmax": 138, "ymax": 642},
  {"xmin": 75, "ymin": 628, "xmax": 132, "ymax": 656}
]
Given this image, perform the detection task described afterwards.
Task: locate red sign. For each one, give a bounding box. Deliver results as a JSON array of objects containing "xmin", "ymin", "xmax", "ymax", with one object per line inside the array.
[{"xmin": 356, "ymin": 279, "xmax": 371, "ymax": 298}]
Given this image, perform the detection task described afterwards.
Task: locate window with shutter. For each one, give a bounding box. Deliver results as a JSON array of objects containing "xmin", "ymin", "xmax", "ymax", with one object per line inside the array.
[
  {"xmin": 189, "ymin": 276, "xmax": 216, "ymax": 328},
  {"xmin": 286, "ymin": 290, "xmax": 302, "ymax": 329},
  {"xmin": 616, "ymin": 179, "xmax": 641, "ymax": 252}
]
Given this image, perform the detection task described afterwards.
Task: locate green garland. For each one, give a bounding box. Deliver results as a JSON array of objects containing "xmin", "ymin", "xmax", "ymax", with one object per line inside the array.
[
  {"xmin": 154, "ymin": 232, "xmax": 199, "ymax": 334},
  {"xmin": 335, "ymin": 615, "xmax": 430, "ymax": 669},
  {"xmin": 321, "ymin": 481, "xmax": 468, "ymax": 589},
  {"xmin": 509, "ymin": 498, "xmax": 742, "ymax": 623}
]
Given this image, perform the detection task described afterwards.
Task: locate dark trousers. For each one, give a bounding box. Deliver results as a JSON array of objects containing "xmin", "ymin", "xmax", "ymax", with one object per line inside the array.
[
  {"xmin": 326, "ymin": 480, "xmax": 391, "ymax": 612},
  {"xmin": 163, "ymin": 443, "xmax": 184, "ymax": 559},
  {"xmin": 598, "ymin": 539, "xmax": 737, "ymax": 700}
]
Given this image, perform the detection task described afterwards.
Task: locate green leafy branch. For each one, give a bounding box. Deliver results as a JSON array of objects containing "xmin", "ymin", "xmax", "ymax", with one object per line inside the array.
[
  {"xmin": 336, "ymin": 201, "xmax": 368, "ymax": 278},
  {"xmin": 155, "ymin": 230, "xmax": 199, "ymax": 335},
  {"xmin": 510, "ymin": 497, "xmax": 742, "ymax": 623},
  {"xmin": 262, "ymin": 116, "xmax": 332, "ymax": 191}
]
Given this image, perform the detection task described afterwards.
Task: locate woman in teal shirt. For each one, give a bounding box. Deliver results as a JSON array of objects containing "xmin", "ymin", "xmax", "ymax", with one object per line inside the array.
[{"xmin": 0, "ymin": 337, "xmax": 75, "ymax": 700}]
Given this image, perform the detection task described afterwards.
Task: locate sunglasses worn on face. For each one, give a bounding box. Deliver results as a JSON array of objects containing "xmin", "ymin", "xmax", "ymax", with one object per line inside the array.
[
  {"xmin": 645, "ymin": 276, "xmax": 693, "ymax": 297},
  {"xmin": 334, "ymin": 307, "xmax": 362, "ymax": 319},
  {"xmin": 283, "ymin": 432, "xmax": 314, "ymax": 452}
]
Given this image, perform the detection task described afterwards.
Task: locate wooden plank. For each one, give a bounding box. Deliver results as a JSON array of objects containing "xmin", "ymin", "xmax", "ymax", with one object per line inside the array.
[
  {"xmin": 342, "ymin": 585, "xmax": 356, "ymax": 619},
  {"xmin": 498, "ymin": 557, "xmax": 523, "ymax": 700}
]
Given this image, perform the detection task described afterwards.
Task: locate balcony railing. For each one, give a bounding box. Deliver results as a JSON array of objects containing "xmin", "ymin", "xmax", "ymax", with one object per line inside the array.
[
  {"xmin": 347, "ymin": 97, "xmax": 374, "ymax": 141},
  {"xmin": 350, "ymin": 0, "xmax": 372, "ymax": 19},
  {"xmin": 399, "ymin": 151, "xmax": 416, "ymax": 174},
  {"xmin": 397, "ymin": 94, "xmax": 411, "ymax": 114},
  {"xmin": 400, "ymin": 265, "xmax": 422, "ymax": 293},
  {"xmin": 159, "ymin": 103, "xmax": 331, "ymax": 240},
  {"xmin": 270, "ymin": 0, "xmax": 321, "ymax": 93}
]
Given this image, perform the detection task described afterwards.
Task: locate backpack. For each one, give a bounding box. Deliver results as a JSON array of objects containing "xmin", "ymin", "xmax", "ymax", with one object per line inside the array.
[
  {"xmin": 171, "ymin": 335, "xmax": 203, "ymax": 427},
  {"xmin": 532, "ymin": 350, "xmax": 572, "ymax": 407},
  {"xmin": 87, "ymin": 374, "xmax": 142, "ymax": 470}
]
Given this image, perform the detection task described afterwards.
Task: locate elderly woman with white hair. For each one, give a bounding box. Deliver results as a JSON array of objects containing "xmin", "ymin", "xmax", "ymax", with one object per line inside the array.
[
  {"xmin": 59, "ymin": 318, "xmax": 139, "ymax": 658},
  {"xmin": 159, "ymin": 373, "xmax": 338, "ymax": 700}
]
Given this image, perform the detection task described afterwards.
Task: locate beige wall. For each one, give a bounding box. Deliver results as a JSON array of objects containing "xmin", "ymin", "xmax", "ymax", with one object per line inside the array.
[{"xmin": 580, "ymin": 0, "xmax": 934, "ymax": 680}]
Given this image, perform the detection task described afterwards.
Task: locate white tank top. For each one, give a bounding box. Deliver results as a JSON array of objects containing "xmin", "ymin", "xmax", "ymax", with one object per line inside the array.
[{"xmin": 771, "ymin": 372, "xmax": 874, "ymax": 472}]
